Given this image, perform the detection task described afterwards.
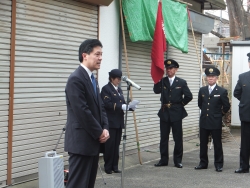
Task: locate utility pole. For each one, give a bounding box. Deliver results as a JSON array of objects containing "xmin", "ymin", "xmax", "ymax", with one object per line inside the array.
[{"xmin": 218, "ymin": 10, "xmax": 222, "ymax": 57}]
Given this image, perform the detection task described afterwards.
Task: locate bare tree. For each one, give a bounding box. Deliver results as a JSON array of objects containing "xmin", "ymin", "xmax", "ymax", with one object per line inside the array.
[
  {"xmin": 226, "ymin": 0, "xmax": 250, "ymax": 40},
  {"xmin": 247, "ymin": 0, "xmax": 250, "ymax": 12}
]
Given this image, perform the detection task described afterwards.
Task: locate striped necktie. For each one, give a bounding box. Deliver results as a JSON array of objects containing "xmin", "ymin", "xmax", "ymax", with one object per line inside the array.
[
  {"xmin": 169, "ymin": 78, "xmax": 172, "ymax": 86},
  {"xmin": 116, "ymin": 88, "xmax": 120, "ymax": 96},
  {"xmin": 209, "ymin": 86, "xmax": 212, "ymax": 94}
]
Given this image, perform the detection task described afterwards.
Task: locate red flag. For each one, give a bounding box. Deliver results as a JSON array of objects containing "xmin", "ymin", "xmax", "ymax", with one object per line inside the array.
[{"xmin": 151, "ymin": 1, "xmax": 166, "ymax": 84}]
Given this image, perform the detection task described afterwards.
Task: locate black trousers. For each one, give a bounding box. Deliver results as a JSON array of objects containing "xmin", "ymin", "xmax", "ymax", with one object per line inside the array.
[
  {"xmin": 104, "ymin": 128, "xmax": 122, "ymax": 171},
  {"xmin": 239, "ymin": 121, "xmax": 250, "ymax": 169},
  {"xmin": 199, "ymin": 128, "xmax": 223, "ymax": 168},
  {"xmin": 159, "ymin": 119, "xmax": 183, "ymax": 165},
  {"xmin": 66, "ymin": 153, "xmax": 99, "ymax": 188}
]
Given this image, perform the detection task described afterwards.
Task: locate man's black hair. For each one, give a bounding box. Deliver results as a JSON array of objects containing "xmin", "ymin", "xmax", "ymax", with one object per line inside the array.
[{"xmin": 79, "ymin": 39, "xmax": 103, "ymax": 62}]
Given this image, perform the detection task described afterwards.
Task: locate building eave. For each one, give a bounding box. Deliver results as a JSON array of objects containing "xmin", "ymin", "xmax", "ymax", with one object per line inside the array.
[
  {"xmin": 204, "ymin": 0, "xmax": 226, "ymax": 10},
  {"xmin": 78, "ymin": 0, "xmax": 113, "ymax": 6}
]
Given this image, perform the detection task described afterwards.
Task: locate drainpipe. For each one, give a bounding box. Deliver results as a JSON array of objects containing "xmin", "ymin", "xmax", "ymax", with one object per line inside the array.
[{"xmin": 7, "ymin": 0, "xmax": 16, "ymax": 185}]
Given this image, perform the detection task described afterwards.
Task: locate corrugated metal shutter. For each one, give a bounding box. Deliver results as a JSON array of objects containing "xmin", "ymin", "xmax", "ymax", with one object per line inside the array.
[
  {"xmin": 13, "ymin": 0, "xmax": 98, "ymax": 180},
  {"xmin": 121, "ymin": 28, "xmax": 162, "ymax": 151},
  {"xmin": 121, "ymin": 30, "xmax": 201, "ymax": 152},
  {"xmin": 0, "ymin": 0, "xmax": 11, "ymax": 186}
]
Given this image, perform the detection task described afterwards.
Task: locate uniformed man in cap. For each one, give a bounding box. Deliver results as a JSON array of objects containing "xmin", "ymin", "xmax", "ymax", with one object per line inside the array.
[
  {"xmin": 101, "ymin": 69, "xmax": 135, "ymax": 174},
  {"xmin": 234, "ymin": 52, "xmax": 250, "ymax": 173},
  {"xmin": 195, "ymin": 67, "xmax": 230, "ymax": 172},
  {"xmin": 153, "ymin": 59, "xmax": 193, "ymax": 168}
]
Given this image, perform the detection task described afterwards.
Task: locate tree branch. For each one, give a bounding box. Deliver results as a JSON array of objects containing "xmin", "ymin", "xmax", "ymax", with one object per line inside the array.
[{"xmin": 210, "ymin": 30, "xmax": 225, "ymax": 38}]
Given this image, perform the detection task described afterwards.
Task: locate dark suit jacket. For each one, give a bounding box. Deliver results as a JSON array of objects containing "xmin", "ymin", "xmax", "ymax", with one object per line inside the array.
[
  {"xmin": 154, "ymin": 76, "xmax": 193, "ymax": 122},
  {"xmin": 234, "ymin": 71, "xmax": 250, "ymax": 122},
  {"xmin": 101, "ymin": 82, "xmax": 125, "ymax": 129},
  {"xmin": 198, "ymin": 85, "xmax": 230, "ymax": 130},
  {"xmin": 64, "ymin": 66, "xmax": 109, "ymax": 156}
]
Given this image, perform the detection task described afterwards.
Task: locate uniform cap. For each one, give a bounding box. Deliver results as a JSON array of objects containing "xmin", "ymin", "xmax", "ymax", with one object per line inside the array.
[
  {"xmin": 205, "ymin": 67, "xmax": 220, "ymax": 76},
  {"xmin": 164, "ymin": 59, "xmax": 179, "ymax": 68},
  {"xmin": 109, "ymin": 69, "xmax": 122, "ymax": 78}
]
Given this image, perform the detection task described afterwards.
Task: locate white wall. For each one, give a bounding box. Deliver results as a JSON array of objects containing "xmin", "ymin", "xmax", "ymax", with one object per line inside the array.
[
  {"xmin": 98, "ymin": 0, "xmax": 120, "ymax": 89},
  {"xmin": 231, "ymin": 44, "xmax": 250, "ymax": 126}
]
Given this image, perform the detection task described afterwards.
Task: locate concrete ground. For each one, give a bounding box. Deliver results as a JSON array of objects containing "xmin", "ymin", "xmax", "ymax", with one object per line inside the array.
[{"xmin": 8, "ymin": 128, "xmax": 250, "ymax": 188}]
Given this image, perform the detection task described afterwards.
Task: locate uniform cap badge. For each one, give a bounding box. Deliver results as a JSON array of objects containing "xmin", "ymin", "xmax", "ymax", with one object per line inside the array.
[
  {"xmin": 209, "ymin": 68, "xmax": 213, "ymax": 73},
  {"xmin": 167, "ymin": 61, "xmax": 171, "ymax": 64}
]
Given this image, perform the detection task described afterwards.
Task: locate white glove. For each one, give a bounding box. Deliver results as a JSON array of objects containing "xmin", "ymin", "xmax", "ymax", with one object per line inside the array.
[{"xmin": 122, "ymin": 104, "xmax": 130, "ymax": 111}]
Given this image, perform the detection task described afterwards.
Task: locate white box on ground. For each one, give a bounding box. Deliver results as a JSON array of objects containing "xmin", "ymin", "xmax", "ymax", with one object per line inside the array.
[{"xmin": 38, "ymin": 151, "xmax": 64, "ymax": 188}]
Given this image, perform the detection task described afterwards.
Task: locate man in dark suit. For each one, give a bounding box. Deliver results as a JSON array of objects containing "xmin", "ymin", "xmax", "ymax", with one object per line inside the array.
[
  {"xmin": 234, "ymin": 52, "xmax": 250, "ymax": 173},
  {"xmin": 153, "ymin": 59, "xmax": 193, "ymax": 168},
  {"xmin": 195, "ymin": 67, "xmax": 230, "ymax": 172},
  {"xmin": 64, "ymin": 39, "xmax": 109, "ymax": 188}
]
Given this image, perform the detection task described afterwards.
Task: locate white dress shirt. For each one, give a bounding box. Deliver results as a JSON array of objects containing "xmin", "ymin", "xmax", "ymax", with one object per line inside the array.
[
  {"xmin": 208, "ymin": 83, "xmax": 216, "ymax": 93},
  {"xmin": 80, "ymin": 63, "xmax": 92, "ymax": 81},
  {"xmin": 111, "ymin": 83, "xmax": 120, "ymax": 95},
  {"xmin": 168, "ymin": 76, "xmax": 175, "ymax": 86}
]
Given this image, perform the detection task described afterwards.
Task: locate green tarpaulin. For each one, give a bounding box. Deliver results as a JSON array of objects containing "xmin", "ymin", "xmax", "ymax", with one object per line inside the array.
[{"xmin": 122, "ymin": 0, "xmax": 188, "ymax": 53}]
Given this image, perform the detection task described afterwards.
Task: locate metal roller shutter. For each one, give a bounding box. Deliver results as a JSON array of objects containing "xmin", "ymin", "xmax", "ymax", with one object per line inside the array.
[
  {"xmin": 121, "ymin": 29, "xmax": 162, "ymax": 151},
  {"xmin": 121, "ymin": 30, "xmax": 201, "ymax": 152},
  {"xmin": 0, "ymin": 0, "xmax": 11, "ymax": 186},
  {"xmin": 13, "ymin": 0, "xmax": 98, "ymax": 180}
]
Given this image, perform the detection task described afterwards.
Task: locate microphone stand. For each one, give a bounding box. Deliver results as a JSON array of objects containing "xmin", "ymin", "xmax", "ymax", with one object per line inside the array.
[{"xmin": 121, "ymin": 82, "xmax": 131, "ymax": 188}]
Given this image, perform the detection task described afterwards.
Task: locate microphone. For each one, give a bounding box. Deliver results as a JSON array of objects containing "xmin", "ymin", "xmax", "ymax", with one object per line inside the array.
[{"xmin": 122, "ymin": 76, "xmax": 141, "ymax": 90}]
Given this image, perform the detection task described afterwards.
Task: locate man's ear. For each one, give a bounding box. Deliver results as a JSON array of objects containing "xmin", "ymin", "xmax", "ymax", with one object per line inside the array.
[{"xmin": 82, "ymin": 53, "xmax": 87, "ymax": 60}]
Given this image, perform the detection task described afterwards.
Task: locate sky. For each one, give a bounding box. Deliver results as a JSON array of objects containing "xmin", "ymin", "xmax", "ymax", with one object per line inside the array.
[{"xmin": 204, "ymin": 0, "xmax": 248, "ymax": 20}]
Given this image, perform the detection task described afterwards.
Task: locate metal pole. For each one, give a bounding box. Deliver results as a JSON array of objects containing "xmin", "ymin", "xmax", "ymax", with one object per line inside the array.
[
  {"xmin": 221, "ymin": 43, "xmax": 225, "ymax": 87},
  {"xmin": 218, "ymin": 10, "xmax": 222, "ymax": 55},
  {"xmin": 98, "ymin": 163, "xmax": 106, "ymax": 185},
  {"xmin": 121, "ymin": 83, "xmax": 131, "ymax": 188}
]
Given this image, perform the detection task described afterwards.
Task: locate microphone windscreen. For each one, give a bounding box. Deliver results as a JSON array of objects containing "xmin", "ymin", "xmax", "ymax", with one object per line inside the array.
[{"xmin": 122, "ymin": 76, "xmax": 127, "ymax": 81}]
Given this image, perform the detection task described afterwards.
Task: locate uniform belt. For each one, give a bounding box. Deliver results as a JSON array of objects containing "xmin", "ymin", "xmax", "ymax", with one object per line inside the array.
[{"xmin": 162, "ymin": 103, "xmax": 181, "ymax": 109}]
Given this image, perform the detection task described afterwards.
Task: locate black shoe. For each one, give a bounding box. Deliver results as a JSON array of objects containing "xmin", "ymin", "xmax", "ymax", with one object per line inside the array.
[
  {"xmin": 105, "ymin": 170, "xmax": 112, "ymax": 174},
  {"xmin": 194, "ymin": 165, "xmax": 207, "ymax": 170},
  {"xmin": 113, "ymin": 169, "xmax": 122, "ymax": 173},
  {"xmin": 215, "ymin": 167, "xmax": 223, "ymax": 172},
  {"xmin": 175, "ymin": 163, "xmax": 183, "ymax": 168},
  {"xmin": 235, "ymin": 168, "xmax": 249, "ymax": 173},
  {"xmin": 154, "ymin": 162, "xmax": 168, "ymax": 167}
]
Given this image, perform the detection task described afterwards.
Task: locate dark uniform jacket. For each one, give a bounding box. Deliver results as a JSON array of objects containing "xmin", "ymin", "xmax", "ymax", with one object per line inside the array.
[
  {"xmin": 154, "ymin": 76, "xmax": 193, "ymax": 122},
  {"xmin": 234, "ymin": 71, "xmax": 250, "ymax": 122},
  {"xmin": 101, "ymin": 82, "xmax": 125, "ymax": 129},
  {"xmin": 64, "ymin": 66, "xmax": 109, "ymax": 156},
  {"xmin": 198, "ymin": 85, "xmax": 230, "ymax": 130}
]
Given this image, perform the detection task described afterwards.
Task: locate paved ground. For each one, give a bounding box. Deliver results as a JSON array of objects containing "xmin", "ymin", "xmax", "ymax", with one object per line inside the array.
[{"xmin": 8, "ymin": 128, "xmax": 250, "ymax": 188}]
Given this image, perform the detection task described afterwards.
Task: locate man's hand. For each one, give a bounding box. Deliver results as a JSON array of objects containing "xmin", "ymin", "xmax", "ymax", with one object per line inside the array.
[{"xmin": 99, "ymin": 129, "xmax": 110, "ymax": 143}]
